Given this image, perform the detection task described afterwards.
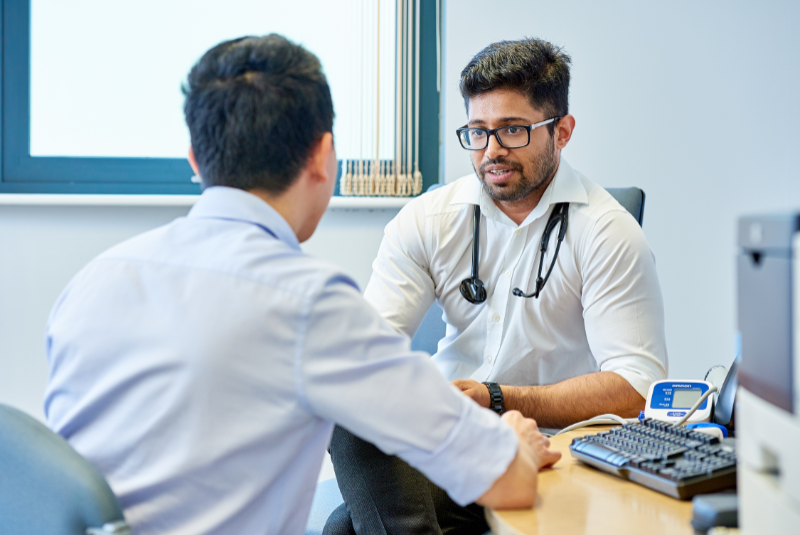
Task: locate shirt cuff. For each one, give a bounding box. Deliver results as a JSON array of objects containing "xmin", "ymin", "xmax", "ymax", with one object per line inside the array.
[{"xmin": 397, "ymin": 390, "xmax": 518, "ymax": 506}]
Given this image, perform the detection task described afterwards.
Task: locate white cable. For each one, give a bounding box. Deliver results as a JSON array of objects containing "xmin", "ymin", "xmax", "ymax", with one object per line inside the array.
[
  {"xmin": 435, "ymin": 0, "xmax": 441, "ymax": 93},
  {"xmin": 398, "ymin": 0, "xmax": 406, "ymax": 192},
  {"xmin": 358, "ymin": 0, "xmax": 365, "ymax": 195},
  {"xmin": 553, "ymin": 386, "xmax": 720, "ymax": 436},
  {"xmin": 394, "ymin": 0, "xmax": 402, "ymax": 196},
  {"xmin": 412, "ymin": 0, "xmax": 422, "ymax": 194},
  {"xmin": 371, "ymin": 0, "xmax": 380, "ymax": 197},
  {"xmin": 405, "ymin": 0, "xmax": 413, "ymax": 195},
  {"xmin": 554, "ymin": 414, "xmax": 637, "ymax": 436},
  {"xmin": 675, "ymin": 386, "xmax": 718, "ymax": 425}
]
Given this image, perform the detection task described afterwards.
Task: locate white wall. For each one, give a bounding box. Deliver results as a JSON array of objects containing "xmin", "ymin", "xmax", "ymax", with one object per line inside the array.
[
  {"xmin": 441, "ymin": 0, "xmax": 800, "ymax": 379},
  {"xmin": 0, "ymin": 205, "xmax": 396, "ymax": 420}
]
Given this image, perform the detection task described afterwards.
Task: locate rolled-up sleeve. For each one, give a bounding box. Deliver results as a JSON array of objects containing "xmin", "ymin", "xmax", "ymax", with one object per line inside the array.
[
  {"xmin": 297, "ymin": 280, "xmax": 517, "ymax": 505},
  {"xmin": 580, "ymin": 210, "xmax": 669, "ymax": 398}
]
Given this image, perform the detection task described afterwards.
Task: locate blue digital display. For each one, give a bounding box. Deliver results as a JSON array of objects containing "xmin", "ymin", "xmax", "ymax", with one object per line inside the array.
[{"xmin": 649, "ymin": 382, "xmax": 709, "ymax": 411}]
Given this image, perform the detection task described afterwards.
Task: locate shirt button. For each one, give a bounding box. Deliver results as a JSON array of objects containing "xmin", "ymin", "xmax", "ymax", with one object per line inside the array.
[
  {"xmin": 492, "ymin": 313, "xmax": 501, "ymax": 322},
  {"xmin": 504, "ymin": 270, "xmax": 511, "ymax": 278},
  {"xmin": 485, "ymin": 356, "xmax": 493, "ymax": 364},
  {"xmin": 515, "ymin": 229, "xmax": 521, "ymax": 235}
]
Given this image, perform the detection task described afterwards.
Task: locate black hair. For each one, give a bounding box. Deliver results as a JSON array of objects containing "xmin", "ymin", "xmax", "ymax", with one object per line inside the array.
[
  {"xmin": 459, "ymin": 38, "xmax": 571, "ymax": 134},
  {"xmin": 183, "ymin": 34, "xmax": 334, "ymax": 193}
]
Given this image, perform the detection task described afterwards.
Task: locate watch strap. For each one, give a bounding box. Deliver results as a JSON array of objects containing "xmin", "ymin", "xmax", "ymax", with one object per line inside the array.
[{"xmin": 482, "ymin": 382, "xmax": 506, "ymax": 415}]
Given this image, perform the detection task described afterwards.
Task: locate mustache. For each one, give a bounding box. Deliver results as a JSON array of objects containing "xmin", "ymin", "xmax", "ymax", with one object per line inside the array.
[{"xmin": 479, "ymin": 158, "xmax": 524, "ymax": 175}]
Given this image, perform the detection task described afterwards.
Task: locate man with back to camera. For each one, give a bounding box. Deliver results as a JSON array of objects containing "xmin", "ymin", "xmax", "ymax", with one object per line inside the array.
[
  {"xmin": 325, "ymin": 38, "xmax": 669, "ymax": 534},
  {"xmin": 43, "ymin": 34, "xmax": 562, "ymax": 535}
]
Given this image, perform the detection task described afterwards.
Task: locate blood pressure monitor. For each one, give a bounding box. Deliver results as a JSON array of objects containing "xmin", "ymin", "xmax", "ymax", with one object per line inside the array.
[{"xmin": 644, "ymin": 380, "xmax": 714, "ymax": 423}]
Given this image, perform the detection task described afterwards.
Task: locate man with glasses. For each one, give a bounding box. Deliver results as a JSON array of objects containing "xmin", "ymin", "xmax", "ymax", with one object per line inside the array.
[{"xmin": 326, "ymin": 38, "xmax": 668, "ymax": 534}]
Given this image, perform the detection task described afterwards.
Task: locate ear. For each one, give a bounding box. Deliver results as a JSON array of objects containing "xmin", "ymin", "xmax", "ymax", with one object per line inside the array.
[
  {"xmin": 188, "ymin": 146, "xmax": 201, "ymax": 177},
  {"xmin": 307, "ymin": 132, "xmax": 336, "ymax": 186},
  {"xmin": 554, "ymin": 115, "xmax": 576, "ymax": 150}
]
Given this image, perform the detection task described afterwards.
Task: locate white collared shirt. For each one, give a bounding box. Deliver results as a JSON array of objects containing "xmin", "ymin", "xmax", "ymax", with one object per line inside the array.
[
  {"xmin": 364, "ymin": 159, "xmax": 668, "ymax": 398},
  {"xmin": 44, "ymin": 187, "xmax": 517, "ymax": 535}
]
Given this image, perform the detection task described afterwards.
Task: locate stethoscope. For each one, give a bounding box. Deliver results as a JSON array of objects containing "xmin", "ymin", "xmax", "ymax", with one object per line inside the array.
[{"xmin": 459, "ymin": 202, "xmax": 569, "ymax": 304}]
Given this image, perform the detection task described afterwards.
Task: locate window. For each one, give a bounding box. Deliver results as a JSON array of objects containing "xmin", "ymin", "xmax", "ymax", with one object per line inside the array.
[{"xmin": 1, "ymin": 0, "xmax": 439, "ymax": 195}]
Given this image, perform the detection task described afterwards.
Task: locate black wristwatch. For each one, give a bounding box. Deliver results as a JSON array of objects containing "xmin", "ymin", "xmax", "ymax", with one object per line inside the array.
[{"xmin": 482, "ymin": 382, "xmax": 506, "ymax": 415}]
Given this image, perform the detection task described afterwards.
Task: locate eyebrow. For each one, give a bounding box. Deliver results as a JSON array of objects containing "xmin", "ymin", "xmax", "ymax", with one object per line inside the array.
[{"xmin": 469, "ymin": 116, "xmax": 533, "ymax": 126}]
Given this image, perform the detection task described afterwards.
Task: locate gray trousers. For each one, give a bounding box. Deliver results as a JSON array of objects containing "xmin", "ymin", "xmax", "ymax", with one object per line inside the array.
[{"xmin": 323, "ymin": 425, "xmax": 489, "ymax": 535}]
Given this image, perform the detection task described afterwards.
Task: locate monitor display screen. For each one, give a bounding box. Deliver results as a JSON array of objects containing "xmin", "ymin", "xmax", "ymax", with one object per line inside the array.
[{"xmin": 672, "ymin": 389, "xmax": 702, "ymax": 409}]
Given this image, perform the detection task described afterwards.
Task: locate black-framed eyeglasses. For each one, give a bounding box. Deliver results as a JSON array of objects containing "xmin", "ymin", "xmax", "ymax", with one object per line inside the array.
[{"xmin": 456, "ymin": 117, "xmax": 562, "ymax": 151}]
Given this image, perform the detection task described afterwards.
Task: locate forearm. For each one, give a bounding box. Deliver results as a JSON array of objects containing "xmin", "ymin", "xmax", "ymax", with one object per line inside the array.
[{"xmin": 502, "ymin": 371, "xmax": 645, "ymax": 428}]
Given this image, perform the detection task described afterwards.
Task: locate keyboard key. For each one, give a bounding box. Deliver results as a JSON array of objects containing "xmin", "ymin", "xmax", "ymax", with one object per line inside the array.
[{"xmin": 572, "ymin": 441, "xmax": 621, "ymax": 462}]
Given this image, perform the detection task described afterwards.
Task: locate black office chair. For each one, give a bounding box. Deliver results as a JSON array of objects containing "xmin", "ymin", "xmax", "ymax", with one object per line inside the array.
[
  {"xmin": 0, "ymin": 404, "xmax": 131, "ymax": 535},
  {"xmin": 605, "ymin": 187, "xmax": 646, "ymax": 228}
]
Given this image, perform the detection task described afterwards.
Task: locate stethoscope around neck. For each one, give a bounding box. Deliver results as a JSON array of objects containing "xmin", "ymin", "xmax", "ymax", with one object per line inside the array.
[{"xmin": 459, "ymin": 202, "xmax": 569, "ymax": 304}]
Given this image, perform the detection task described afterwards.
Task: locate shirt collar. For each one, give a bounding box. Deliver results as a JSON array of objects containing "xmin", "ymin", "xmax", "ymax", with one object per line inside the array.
[
  {"xmin": 449, "ymin": 158, "xmax": 589, "ymax": 227},
  {"xmin": 188, "ymin": 186, "xmax": 301, "ymax": 250}
]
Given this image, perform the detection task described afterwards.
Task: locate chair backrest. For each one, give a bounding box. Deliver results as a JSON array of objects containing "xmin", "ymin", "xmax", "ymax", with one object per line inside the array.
[
  {"xmin": 410, "ymin": 185, "xmax": 646, "ymax": 353},
  {"xmin": 605, "ymin": 187, "xmax": 646, "ymax": 227},
  {"xmin": 0, "ymin": 404, "xmax": 130, "ymax": 535}
]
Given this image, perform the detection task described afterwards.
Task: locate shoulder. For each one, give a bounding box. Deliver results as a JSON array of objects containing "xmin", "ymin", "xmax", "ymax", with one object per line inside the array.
[
  {"xmin": 563, "ymin": 169, "xmax": 651, "ymax": 263},
  {"xmin": 567, "ymin": 172, "xmax": 645, "ymax": 241},
  {"xmin": 570, "ymin": 171, "xmax": 637, "ymax": 227},
  {"xmin": 92, "ymin": 218, "xmax": 361, "ymax": 299}
]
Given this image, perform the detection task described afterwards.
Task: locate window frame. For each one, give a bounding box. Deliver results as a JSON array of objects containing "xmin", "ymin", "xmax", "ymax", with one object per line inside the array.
[{"xmin": 0, "ymin": 0, "xmax": 439, "ymax": 196}]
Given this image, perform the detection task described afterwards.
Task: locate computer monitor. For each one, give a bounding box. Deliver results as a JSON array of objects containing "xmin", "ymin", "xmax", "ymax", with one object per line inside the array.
[{"xmin": 736, "ymin": 213, "xmax": 800, "ymax": 533}]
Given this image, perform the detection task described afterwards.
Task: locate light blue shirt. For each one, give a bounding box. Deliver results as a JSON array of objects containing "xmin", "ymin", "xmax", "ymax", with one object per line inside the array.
[{"xmin": 44, "ymin": 187, "xmax": 517, "ymax": 535}]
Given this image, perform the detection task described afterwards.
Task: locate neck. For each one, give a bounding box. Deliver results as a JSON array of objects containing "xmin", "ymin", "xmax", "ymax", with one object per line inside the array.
[
  {"xmin": 493, "ymin": 157, "xmax": 560, "ymax": 226},
  {"xmin": 493, "ymin": 186, "xmax": 548, "ymax": 226},
  {"xmin": 247, "ymin": 183, "xmax": 318, "ymax": 243}
]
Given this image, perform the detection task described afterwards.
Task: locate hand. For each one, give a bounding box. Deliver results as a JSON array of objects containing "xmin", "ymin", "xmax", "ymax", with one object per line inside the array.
[
  {"xmin": 475, "ymin": 410, "xmax": 562, "ymax": 509},
  {"xmin": 451, "ymin": 379, "xmax": 490, "ymax": 408},
  {"xmin": 501, "ymin": 410, "xmax": 562, "ymax": 470}
]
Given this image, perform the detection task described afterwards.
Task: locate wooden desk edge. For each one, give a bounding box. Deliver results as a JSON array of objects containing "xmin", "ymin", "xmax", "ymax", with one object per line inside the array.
[{"xmin": 485, "ymin": 426, "xmax": 695, "ymax": 535}]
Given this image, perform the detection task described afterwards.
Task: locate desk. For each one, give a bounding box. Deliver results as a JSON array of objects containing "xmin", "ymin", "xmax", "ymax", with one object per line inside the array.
[{"xmin": 486, "ymin": 427, "xmax": 695, "ymax": 535}]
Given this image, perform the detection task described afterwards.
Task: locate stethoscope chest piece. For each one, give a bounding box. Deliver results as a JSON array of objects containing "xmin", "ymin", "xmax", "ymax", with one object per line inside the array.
[{"xmin": 460, "ymin": 277, "xmax": 486, "ymax": 304}]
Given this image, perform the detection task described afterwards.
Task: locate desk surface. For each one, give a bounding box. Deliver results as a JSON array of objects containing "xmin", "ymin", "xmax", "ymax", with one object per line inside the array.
[{"xmin": 486, "ymin": 427, "xmax": 695, "ymax": 535}]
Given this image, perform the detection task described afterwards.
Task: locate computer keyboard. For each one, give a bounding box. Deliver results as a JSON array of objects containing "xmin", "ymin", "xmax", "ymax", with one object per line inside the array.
[{"xmin": 569, "ymin": 418, "xmax": 737, "ymax": 499}]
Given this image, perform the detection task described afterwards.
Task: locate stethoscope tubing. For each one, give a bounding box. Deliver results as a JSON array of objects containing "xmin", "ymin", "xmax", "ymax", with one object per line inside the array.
[
  {"xmin": 471, "ymin": 205, "xmax": 482, "ymax": 280},
  {"xmin": 460, "ymin": 203, "xmax": 569, "ymax": 303}
]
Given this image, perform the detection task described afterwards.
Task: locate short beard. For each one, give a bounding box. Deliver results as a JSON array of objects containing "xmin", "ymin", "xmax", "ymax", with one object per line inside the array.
[{"xmin": 476, "ymin": 134, "xmax": 558, "ymax": 203}]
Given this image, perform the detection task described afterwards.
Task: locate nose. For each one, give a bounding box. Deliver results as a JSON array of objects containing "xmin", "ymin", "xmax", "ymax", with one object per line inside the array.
[{"xmin": 484, "ymin": 133, "xmax": 508, "ymax": 160}]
